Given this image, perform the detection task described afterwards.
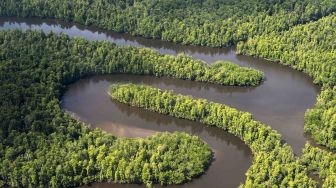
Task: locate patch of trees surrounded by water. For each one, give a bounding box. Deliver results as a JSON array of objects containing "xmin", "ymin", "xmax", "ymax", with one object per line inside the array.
[
  {"xmin": 0, "ymin": 0, "xmax": 336, "ymax": 187},
  {"xmin": 109, "ymin": 83, "xmax": 315, "ymax": 187}
]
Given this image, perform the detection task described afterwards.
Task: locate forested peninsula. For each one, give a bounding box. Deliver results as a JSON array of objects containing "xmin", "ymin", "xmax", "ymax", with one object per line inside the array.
[
  {"xmin": 1, "ymin": 0, "xmax": 334, "ymax": 149},
  {"xmin": 1, "ymin": 0, "xmax": 336, "ymax": 187},
  {"xmin": 109, "ymin": 84, "xmax": 315, "ymax": 187},
  {"xmin": 0, "ymin": 30, "xmax": 216, "ymax": 187}
]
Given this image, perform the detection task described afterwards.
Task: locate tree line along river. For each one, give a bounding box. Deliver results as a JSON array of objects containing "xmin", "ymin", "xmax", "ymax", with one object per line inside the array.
[{"xmin": 0, "ymin": 17, "xmax": 321, "ymax": 188}]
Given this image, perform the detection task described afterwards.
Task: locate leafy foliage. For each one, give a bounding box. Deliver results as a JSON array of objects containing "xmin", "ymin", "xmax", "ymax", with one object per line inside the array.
[
  {"xmin": 305, "ymin": 87, "xmax": 336, "ymax": 150},
  {"xmin": 237, "ymin": 13, "xmax": 336, "ymax": 150},
  {"xmin": 236, "ymin": 12, "xmax": 336, "ymax": 187},
  {"xmin": 300, "ymin": 144, "xmax": 336, "ymax": 188},
  {"xmin": 0, "ymin": 30, "xmax": 213, "ymax": 187},
  {"xmin": 109, "ymin": 84, "xmax": 316, "ymax": 187},
  {"xmin": 1, "ymin": 0, "xmax": 335, "ymax": 47},
  {"xmin": 237, "ymin": 13, "xmax": 336, "ymax": 86},
  {"xmin": 1, "ymin": 0, "xmax": 336, "ymax": 187},
  {"xmin": 207, "ymin": 61, "xmax": 263, "ymax": 86}
]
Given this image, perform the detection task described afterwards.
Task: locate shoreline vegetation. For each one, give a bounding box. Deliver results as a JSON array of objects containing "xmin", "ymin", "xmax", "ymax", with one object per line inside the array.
[
  {"xmin": 236, "ymin": 13, "xmax": 336, "ymax": 187},
  {"xmin": 109, "ymin": 84, "xmax": 316, "ymax": 187},
  {"xmin": 1, "ymin": 0, "xmax": 335, "ymax": 47},
  {"xmin": 0, "ymin": 0, "xmax": 334, "ymax": 147},
  {"xmin": 0, "ymin": 30, "xmax": 216, "ymax": 188},
  {"xmin": 0, "ymin": 0, "xmax": 336, "ymax": 187}
]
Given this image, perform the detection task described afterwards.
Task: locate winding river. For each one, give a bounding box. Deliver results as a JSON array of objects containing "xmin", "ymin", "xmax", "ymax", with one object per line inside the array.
[{"xmin": 0, "ymin": 17, "xmax": 321, "ymax": 188}]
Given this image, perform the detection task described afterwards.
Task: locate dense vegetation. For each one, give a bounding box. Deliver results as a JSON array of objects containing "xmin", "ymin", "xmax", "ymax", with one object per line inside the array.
[
  {"xmin": 109, "ymin": 84, "xmax": 316, "ymax": 187},
  {"xmin": 0, "ymin": 129, "xmax": 211, "ymax": 188},
  {"xmin": 1, "ymin": 0, "xmax": 336, "ymax": 47},
  {"xmin": 0, "ymin": 30, "xmax": 214, "ymax": 187},
  {"xmin": 196, "ymin": 60, "xmax": 263, "ymax": 86},
  {"xmin": 236, "ymin": 12, "xmax": 336, "ymax": 187},
  {"xmin": 300, "ymin": 144, "xmax": 336, "ymax": 188},
  {"xmin": 305, "ymin": 87, "xmax": 336, "ymax": 150},
  {"xmin": 1, "ymin": 0, "xmax": 336, "ymax": 187},
  {"xmin": 1, "ymin": 0, "xmax": 335, "ymax": 148},
  {"xmin": 237, "ymin": 13, "xmax": 336, "ymax": 86},
  {"xmin": 237, "ymin": 13, "xmax": 336, "ymax": 150}
]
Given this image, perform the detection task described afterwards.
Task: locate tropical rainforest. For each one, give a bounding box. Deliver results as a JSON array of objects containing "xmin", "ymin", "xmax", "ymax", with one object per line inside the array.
[
  {"xmin": 0, "ymin": 0, "xmax": 336, "ymax": 187},
  {"xmin": 1, "ymin": 0, "xmax": 335, "ymax": 47},
  {"xmin": 109, "ymin": 83, "xmax": 315, "ymax": 187},
  {"xmin": 0, "ymin": 30, "xmax": 215, "ymax": 187}
]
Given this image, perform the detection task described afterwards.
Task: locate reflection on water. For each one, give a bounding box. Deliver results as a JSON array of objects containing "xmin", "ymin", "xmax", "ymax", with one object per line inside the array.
[
  {"xmin": 62, "ymin": 75, "xmax": 252, "ymax": 188},
  {"xmin": 0, "ymin": 17, "xmax": 321, "ymax": 188}
]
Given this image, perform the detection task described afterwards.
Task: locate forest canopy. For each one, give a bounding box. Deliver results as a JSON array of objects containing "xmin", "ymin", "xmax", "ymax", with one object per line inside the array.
[
  {"xmin": 300, "ymin": 144, "xmax": 336, "ymax": 188},
  {"xmin": 1, "ymin": 0, "xmax": 336, "ymax": 187},
  {"xmin": 0, "ymin": 30, "xmax": 214, "ymax": 188},
  {"xmin": 109, "ymin": 83, "xmax": 316, "ymax": 187},
  {"xmin": 1, "ymin": 0, "xmax": 336, "ymax": 47},
  {"xmin": 1, "ymin": 0, "xmax": 335, "ymax": 151},
  {"xmin": 237, "ymin": 13, "xmax": 336, "ymax": 150}
]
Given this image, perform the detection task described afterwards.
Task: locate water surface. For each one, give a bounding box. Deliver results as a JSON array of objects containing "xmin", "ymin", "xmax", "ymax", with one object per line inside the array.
[{"xmin": 0, "ymin": 17, "xmax": 321, "ymax": 188}]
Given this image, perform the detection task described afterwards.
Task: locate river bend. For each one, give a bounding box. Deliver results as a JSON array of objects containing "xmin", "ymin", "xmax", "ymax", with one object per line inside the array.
[{"xmin": 0, "ymin": 17, "xmax": 321, "ymax": 188}]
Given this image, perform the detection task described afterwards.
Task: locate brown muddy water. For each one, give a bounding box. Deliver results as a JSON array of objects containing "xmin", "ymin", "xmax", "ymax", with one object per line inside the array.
[{"xmin": 0, "ymin": 17, "xmax": 321, "ymax": 188}]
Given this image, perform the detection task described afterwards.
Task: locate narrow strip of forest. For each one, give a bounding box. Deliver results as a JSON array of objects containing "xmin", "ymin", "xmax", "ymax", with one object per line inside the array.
[
  {"xmin": 1, "ymin": 0, "xmax": 335, "ymax": 47},
  {"xmin": 109, "ymin": 83, "xmax": 316, "ymax": 187},
  {"xmin": 0, "ymin": 30, "xmax": 226, "ymax": 188},
  {"xmin": 1, "ymin": 0, "xmax": 336, "ymax": 187}
]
